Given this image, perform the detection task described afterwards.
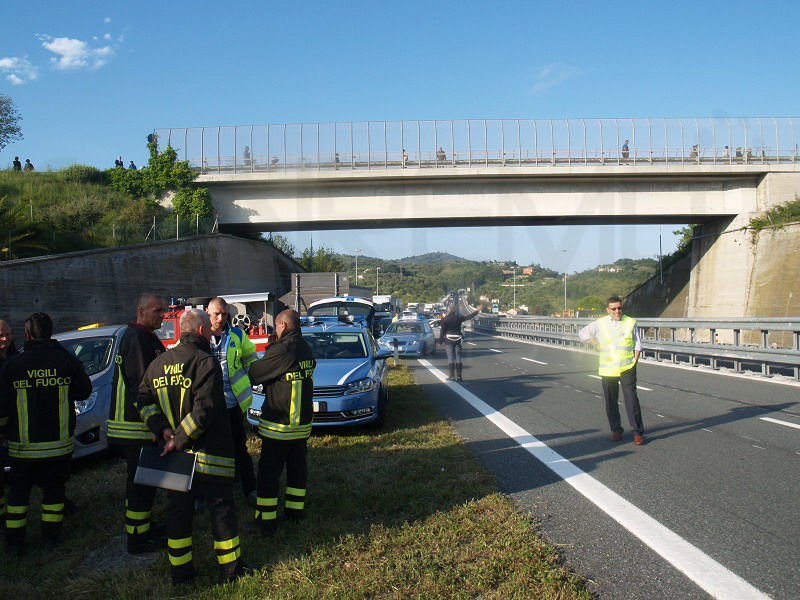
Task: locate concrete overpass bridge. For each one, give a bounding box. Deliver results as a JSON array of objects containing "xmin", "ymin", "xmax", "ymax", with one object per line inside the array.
[{"xmin": 155, "ymin": 117, "xmax": 800, "ymax": 318}]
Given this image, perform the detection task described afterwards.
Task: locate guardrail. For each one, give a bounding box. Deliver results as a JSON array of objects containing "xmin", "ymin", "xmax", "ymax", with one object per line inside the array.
[
  {"xmin": 154, "ymin": 116, "xmax": 800, "ymax": 174},
  {"xmin": 471, "ymin": 315, "xmax": 800, "ymax": 380}
]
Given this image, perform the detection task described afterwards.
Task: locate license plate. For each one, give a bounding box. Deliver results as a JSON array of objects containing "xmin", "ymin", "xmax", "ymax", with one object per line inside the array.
[{"xmin": 313, "ymin": 401, "xmax": 327, "ymax": 413}]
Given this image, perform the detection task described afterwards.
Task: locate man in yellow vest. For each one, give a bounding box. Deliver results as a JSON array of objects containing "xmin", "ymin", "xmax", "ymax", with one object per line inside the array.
[
  {"xmin": 206, "ymin": 297, "xmax": 259, "ymax": 502},
  {"xmin": 579, "ymin": 296, "xmax": 645, "ymax": 445}
]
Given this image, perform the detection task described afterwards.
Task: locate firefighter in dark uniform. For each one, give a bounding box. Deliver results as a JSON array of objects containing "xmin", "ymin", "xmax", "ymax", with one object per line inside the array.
[
  {"xmin": 249, "ymin": 309, "xmax": 316, "ymax": 535},
  {"xmin": 0, "ymin": 319, "xmax": 18, "ymax": 525},
  {"xmin": 0, "ymin": 312, "xmax": 92, "ymax": 555},
  {"xmin": 107, "ymin": 292, "xmax": 167, "ymax": 554},
  {"xmin": 136, "ymin": 308, "xmax": 246, "ymax": 585},
  {"xmin": 437, "ymin": 302, "xmax": 484, "ymax": 381}
]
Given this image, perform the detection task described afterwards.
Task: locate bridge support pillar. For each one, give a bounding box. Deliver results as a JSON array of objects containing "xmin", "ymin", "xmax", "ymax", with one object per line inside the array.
[{"xmin": 688, "ymin": 173, "xmax": 800, "ymax": 318}]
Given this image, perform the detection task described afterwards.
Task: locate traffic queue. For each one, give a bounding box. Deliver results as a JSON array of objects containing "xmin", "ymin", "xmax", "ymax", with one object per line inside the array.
[{"xmin": 0, "ymin": 293, "xmax": 316, "ymax": 586}]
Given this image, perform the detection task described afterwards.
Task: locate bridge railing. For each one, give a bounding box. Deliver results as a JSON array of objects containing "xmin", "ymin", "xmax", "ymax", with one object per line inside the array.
[
  {"xmin": 471, "ymin": 315, "xmax": 800, "ymax": 380},
  {"xmin": 154, "ymin": 117, "xmax": 799, "ymax": 174}
]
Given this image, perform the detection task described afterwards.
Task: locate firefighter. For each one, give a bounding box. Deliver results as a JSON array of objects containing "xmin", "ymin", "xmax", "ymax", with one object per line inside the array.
[
  {"xmin": 437, "ymin": 302, "xmax": 484, "ymax": 381},
  {"xmin": 136, "ymin": 309, "xmax": 246, "ymax": 585},
  {"xmin": 248, "ymin": 309, "xmax": 316, "ymax": 535},
  {"xmin": 0, "ymin": 312, "xmax": 92, "ymax": 555},
  {"xmin": 107, "ymin": 292, "xmax": 168, "ymax": 554},
  {"xmin": 0, "ymin": 319, "xmax": 18, "ymax": 525},
  {"xmin": 206, "ymin": 297, "xmax": 258, "ymax": 502}
]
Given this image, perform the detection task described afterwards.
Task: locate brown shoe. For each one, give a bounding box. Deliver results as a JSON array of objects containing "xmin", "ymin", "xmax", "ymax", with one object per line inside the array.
[
  {"xmin": 610, "ymin": 431, "xmax": 623, "ymax": 442},
  {"xmin": 634, "ymin": 435, "xmax": 645, "ymax": 445}
]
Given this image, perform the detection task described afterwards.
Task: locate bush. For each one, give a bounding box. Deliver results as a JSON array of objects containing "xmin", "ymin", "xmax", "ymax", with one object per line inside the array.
[
  {"xmin": 58, "ymin": 164, "xmax": 104, "ymax": 184},
  {"xmin": 172, "ymin": 187, "xmax": 213, "ymax": 218}
]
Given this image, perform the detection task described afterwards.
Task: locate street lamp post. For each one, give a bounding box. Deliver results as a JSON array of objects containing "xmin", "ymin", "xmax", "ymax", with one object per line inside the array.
[
  {"xmin": 512, "ymin": 265, "xmax": 516, "ymax": 311},
  {"xmin": 376, "ymin": 267, "xmax": 381, "ymax": 296},
  {"xmin": 562, "ymin": 249, "xmax": 567, "ymax": 315}
]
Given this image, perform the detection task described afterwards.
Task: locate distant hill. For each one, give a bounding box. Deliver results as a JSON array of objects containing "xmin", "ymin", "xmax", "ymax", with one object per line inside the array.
[{"xmin": 398, "ymin": 252, "xmax": 470, "ymax": 265}]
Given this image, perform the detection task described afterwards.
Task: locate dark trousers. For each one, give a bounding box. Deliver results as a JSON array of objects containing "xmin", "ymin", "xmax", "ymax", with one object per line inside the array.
[
  {"xmin": 5, "ymin": 457, "xmax": 70, "ymax": 548},
  {"xmin": 228, "ymin": 405, "xmax": 256, "ymax": 496},
  {"xmin": 120, "ymin": 444, "xmax": 158, "ymax": 545},
  {"xmin": 444, "ymin": 341, "xmax": 463, "ymax": 365},
  {"xmin": 255, "ymin": 437, "xmax": 308, "ymax": 522},
  {"xmin": 167, "ymin": 480, "xmax": 241, "ymax": 584},
  {"xmin": 601, "ymin": 366, "xmax": 644, "ymax": 436},
  {"xmin": 0, "ymin": 446, "xmax": 7, "ymax": 523}
]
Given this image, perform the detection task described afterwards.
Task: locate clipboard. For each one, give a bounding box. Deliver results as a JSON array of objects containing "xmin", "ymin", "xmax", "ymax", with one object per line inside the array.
[{"xmin": 134, "ymin": 446, "xmax": 197, "ymax": 492}]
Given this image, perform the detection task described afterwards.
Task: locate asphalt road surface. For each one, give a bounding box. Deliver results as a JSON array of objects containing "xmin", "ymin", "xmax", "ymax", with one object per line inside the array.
[{"xmin": 412, "ymin": 330, "xmax": 800, "ymax": 600}]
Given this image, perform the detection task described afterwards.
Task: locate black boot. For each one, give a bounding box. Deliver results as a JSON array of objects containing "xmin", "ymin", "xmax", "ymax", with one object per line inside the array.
[
  {"xmin": 455, "ymin": 364, "xmax": 463, "ymax": 381},
  {"xmin": 446, "ymin": 364, "xmax": 455, "ymax": 381}
]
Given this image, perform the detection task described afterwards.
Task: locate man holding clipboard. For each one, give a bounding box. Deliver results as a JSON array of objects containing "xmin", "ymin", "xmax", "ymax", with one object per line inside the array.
[{"xmin": 135, "ymin": 309, "xmax": 246, "ymax": 586}]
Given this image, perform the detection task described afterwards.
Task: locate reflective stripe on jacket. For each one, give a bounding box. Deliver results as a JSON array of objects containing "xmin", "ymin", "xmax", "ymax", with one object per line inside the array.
[
  {"xmin": 595, "ymin": 315, "xmax": 636, "ymax": 377},
  {"xmin": 226, "ymin": 327, "xmax": 258, "ymax": 412}
]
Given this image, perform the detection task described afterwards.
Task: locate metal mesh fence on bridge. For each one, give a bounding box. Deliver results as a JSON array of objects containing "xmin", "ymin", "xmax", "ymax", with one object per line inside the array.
[{"xmin": 155, "ymin": 117, "xmax": 800, "ymax": 174}]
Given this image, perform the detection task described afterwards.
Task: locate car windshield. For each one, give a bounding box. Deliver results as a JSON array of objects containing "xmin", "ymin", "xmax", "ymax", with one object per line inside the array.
[
  {"xmin": 308, "ymin": 302, "xmax": 372, "ymax": 319},
  {"xmin": 386, "ymin": 322, "xmax": 424, "ymax": 334},
  {"xmin": 303, "ymin": 331, "xmax": 368, "ymax": 359},
  {"xmin": 59, "ymin": 335, "xmax": 115, "ymax": 376}
]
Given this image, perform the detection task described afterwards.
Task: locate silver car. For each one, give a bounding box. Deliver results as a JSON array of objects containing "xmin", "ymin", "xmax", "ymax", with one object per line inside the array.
[{"xmin": 54, "ymin": 325, "xmax": 126, "ymax": 459}]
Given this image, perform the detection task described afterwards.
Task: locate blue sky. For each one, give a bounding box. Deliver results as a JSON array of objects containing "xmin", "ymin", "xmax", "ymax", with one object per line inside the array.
[{"xmin": 2, "ymin": 2, "xmax": 798, "ymax": 272}]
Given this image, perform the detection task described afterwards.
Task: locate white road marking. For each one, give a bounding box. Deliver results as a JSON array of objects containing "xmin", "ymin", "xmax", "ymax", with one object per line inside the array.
[
  {"xmin": 752, "ymin": 445, "xmax": 766, "ymax": 450},
  {"xmin": 419, "ymin": 359, "xmax": 770, "ymax": 600},
  {"xmin": 589, "ymin": 375, "xmax": 601, "ymax": 380},
  {"xmin": 489, "ymin": 348, "xmax": 503, "ymax": 353},
  {"xmin": 637, "ymin": 385, "xmax": 653, "ymax": 391},
  {"xmin": 656, "ymin": 414, "xmax": 665, "ymax": 418},
  {"xmin": 521, "ymin": 357, "xmax": 548, "ymax": 365},
  {"xmin": 467, "ymin": 342, "xmax": 477, "ymax": 346},
  {"xmin": 760, "ymin": 417, "xmax": 800, "ymax": 430},
  {"xmin": 702, "ymin": 428, "xmax": 713, "ymax": 433}
]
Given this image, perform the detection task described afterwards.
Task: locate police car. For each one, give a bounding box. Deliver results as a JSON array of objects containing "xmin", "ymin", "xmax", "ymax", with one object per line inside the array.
[{"xmin": 247, "ymin": 300, "xmax": 392, "ymax": 429}]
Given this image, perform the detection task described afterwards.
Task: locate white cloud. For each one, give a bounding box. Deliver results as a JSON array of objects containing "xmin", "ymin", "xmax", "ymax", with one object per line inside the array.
[
  {"xmin": 0, "ymin": 55, "xmax": 38, "ymax": 85},
  {"xmin": 529, "ymin": 63, "xmax": 581, "ymax": 94},
  {"xmin": 37, "ymin": 34, "xmax": 114, "ymax": 70},
  {"xmin": 103, "ymin": 33, "xmax": 111, "ymax": 40},
  {"xmin": 104, "ymin": 17, "xmax": 111, "ymax": 23}
]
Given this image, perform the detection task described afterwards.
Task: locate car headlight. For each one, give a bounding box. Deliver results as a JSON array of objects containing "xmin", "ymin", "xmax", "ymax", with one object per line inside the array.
[
  {"xmin": 344, "ymin": 377, "xmax": 375, "ymax": 395},
  {"xmin": 75, "ymin": 390, "xmax": 98, "ymax": 415},
  {"xmin": 407, "ymin": 340, "xmax": 419, "ymax": 346}
]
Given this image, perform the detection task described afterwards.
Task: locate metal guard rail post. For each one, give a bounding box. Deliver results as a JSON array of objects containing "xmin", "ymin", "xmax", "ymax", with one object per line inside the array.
[{"xmin": 471, "ymin": 316, "xmax": 800, "ymax": 380}]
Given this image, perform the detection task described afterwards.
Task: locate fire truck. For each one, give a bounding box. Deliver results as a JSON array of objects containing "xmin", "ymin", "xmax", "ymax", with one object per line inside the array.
[{"xmin": 158, "ymin": 293, "xmax": 278, "ymax": 352}]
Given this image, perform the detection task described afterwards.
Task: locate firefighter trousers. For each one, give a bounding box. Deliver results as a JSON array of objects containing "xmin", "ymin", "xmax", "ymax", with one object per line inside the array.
[
  {"xmin": 0, "ymin": 446, "xmax": 8, "ymax": 523},
  {"xmin": 255, "ymin": 437, "xmax": 308, "ymax": 524},
  {"xmin": 5, "ymin": 457, "xmax": 70, "ymax": 549},
  {"xmin": 166, "ymin": 480, "xmax": 242, "ymax": 584},
  {"xmin": 119, "ymin": 443, "xmax": 159, "ymax": 545}
]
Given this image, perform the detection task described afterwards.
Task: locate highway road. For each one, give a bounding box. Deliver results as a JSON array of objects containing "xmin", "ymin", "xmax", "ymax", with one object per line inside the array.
[{"xmin": 411, "ymin": 328, "xmax": 800, "ymax": 599}]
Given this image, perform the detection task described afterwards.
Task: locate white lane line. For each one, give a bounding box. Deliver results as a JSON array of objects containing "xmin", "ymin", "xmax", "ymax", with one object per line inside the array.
[
  {"xmin": 702, "ymin": 428, "xmax": 713, "ymax": 433},
  {"xmin": 752, "ymin": 445, "xmax": 766, "ymax": 450},
  {"xmin": 489, "ymin": 348, "xmax": 503, "ymax": 353},
  {"xmin": 637, "ymin": 385, "xmax": 653, "ymax": 391},
  {"xmin": 521, "ymin": 357, "xmax": 548, "ymax": 365},
  {"xmin": 419, "ymin": 359, "xmax": 770, "ymax": 600},
  {"xmin": 656, "ymin": 414, "xmax": 665, "ymax": 418},
  {"xmin": 467, "ymin": 342, "xmax": 477, "ymax": 346},
  {"xmin": 760, "ymin": 417, "xmax": 800, "ymax": 430},
  {"xmin": 588, "ymin": 374, "xmax": 601, "ymax": 380}
]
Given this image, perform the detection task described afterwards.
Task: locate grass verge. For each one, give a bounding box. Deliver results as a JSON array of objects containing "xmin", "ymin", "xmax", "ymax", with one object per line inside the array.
[{"xmin": 0, "ymin": 363, "xmax": 589, "ymax": 599}]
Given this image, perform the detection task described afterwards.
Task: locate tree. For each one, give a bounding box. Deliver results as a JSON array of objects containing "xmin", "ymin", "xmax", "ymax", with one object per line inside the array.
[
  {"xmin": 265, "ymin": 234, "xmax": 296, "ymax": 257},
  {"xmin": 0, "ymin": 196, "xmax": 48, "ymax": 259},
  {"xmin": 299, "ymin": 245, "xmax": 345, "ymax": 272},
  {"xmin": 172, "ymin": 188, "xmax": 213, "ymax": 218},
  {"xmin": 0, "ymin": 94, "xmax": 23, "ymax": 152}
]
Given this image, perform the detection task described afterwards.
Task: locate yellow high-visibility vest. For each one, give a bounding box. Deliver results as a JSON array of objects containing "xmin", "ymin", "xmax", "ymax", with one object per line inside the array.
[{"xmin": 595, "ymin": 315, "xmax": 636, "ymax": 377}]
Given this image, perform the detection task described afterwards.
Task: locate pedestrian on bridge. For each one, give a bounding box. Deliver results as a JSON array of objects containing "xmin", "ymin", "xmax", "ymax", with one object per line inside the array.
[
  {"xmin": 438, "ymin": 303, "xmax": 484, "ymax": 381},
  {"xmin": 579, "ymin": 296, "xmax": 645, "ymax": 445}
]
